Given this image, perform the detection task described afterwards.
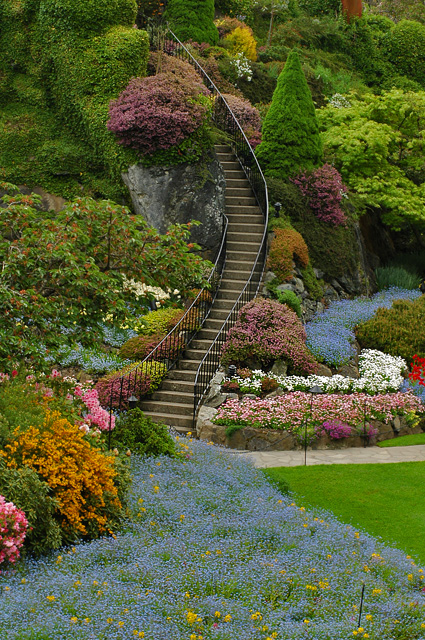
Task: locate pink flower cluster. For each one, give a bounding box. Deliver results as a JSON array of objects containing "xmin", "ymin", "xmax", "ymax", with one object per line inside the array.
[
  {"xmin": 222, "ymin": 93, "xmax": 262, "ymax": 147},
  {"xmin": 74, "ymin": 386, "xmax": 115, "ymax": 432},
  {"xmin": 214, "ymin": 391, "xmax": 423, "ymax": 432},
  {"xmin": 0, "ymin": 496, "xmax": 28, "ymax": 570},
  {"xmin": 291, "ymin": 164, "xmax": 348, "ymax": 226},
  {"xmin": 221, "ymin": 298, "xmax": 318, "ymax": 374},
  {"xmin": 316, "ymin": 419, "xmax": 352, "ymax": 439}
]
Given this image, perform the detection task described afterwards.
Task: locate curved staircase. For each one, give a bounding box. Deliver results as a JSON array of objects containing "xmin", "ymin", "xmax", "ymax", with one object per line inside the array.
[{"xmin": 138, "ymin": 143, "xmax": 265, "ymax": 433}]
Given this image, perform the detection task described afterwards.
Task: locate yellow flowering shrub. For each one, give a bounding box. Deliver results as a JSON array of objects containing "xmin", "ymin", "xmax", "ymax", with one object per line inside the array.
[
  {"xmin": 0, "ymin": 412, "xmax": 122, "ymax": 541},
  {"xmin": 224, "ymin": 26, "xmax": 257, "ymax": 61}
]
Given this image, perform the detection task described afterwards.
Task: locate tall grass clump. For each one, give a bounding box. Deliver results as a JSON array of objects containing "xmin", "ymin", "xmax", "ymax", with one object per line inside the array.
[{"xmin": 375, "ymin": 266, "xmax": 421, "ymax": 291}]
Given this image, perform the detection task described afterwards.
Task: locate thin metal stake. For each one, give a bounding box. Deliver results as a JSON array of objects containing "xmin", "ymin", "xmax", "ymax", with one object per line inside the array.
[{"xmin": 358, "ymin": 583, "xmax": 365, "ymax": 628}]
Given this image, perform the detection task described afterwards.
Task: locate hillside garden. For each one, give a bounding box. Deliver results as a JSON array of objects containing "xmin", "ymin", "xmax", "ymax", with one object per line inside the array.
[{"xmin": 1, "ymin": 0, "xmax": 425, "ymax": 637}]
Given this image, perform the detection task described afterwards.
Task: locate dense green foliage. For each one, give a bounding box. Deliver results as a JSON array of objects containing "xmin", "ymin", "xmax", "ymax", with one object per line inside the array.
[
  {"xmin": 165, "ymin": 0, "xmax": 218, "ymax": 45},
  {"xmin": 0, "ymin": 185, "xmax": 207, "ymax": 368},
  {"xmin": 355, "ymin": 296, "xmax": 425, "ymax": 363},
  {"xmin": 256, "ymin": 51, "xmax": 323, "ymax": 178},
  {"xmin": 318, "ymin": 89, "xmax": 425, "ymax": 230},
  {"xmin": 0, "ymin": 459, "xmax": 62, "ymax": 557},
  {"xmin": 383, "ymin": 20, "xmax": 425, "ymax": 88},
  {"xmin": 113, "ymin": 408, "xmax": 176, "ymax": 456},
  {"xmin": 375, "ymin": 266, "xmax": 421, "ymax": 292}
]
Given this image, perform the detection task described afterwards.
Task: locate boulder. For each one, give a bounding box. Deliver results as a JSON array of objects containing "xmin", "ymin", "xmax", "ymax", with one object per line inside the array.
[{"xmin": 122, "ymin": 150, "xmax": 226, "ymax": 254}]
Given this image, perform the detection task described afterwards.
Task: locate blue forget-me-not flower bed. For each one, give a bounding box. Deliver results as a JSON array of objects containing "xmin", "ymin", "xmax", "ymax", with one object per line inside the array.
[
  {"xmin": 306, "ymin": 287, "xmax": 422, "ymax": 367},
  {"xmin": 1, "ymin": 440, "xmax": 424, "ymax": 639}
]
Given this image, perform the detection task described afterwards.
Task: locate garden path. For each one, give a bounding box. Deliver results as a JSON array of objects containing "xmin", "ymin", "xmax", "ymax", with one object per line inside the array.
[{"xmin": 242, "ymin": 444, "xmax": 425, "ymax": 468}]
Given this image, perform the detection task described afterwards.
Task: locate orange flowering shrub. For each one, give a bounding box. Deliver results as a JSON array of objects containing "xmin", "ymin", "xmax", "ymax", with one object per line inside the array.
[
  {"xmin": 1, "ymin": 412, "xmax": 122, "ymax": 542},
  {"xmin": 267, "ymin": 228, "xmax": 309, "ymax": 282}
]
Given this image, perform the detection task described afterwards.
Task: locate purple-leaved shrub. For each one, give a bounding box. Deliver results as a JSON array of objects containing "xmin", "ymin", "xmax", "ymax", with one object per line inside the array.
[
  {"xmin": 291, "ymin": 164, "xmax": 348, "ymax": 226},
  {"xmin": 107, "ymin": 70, "xmax": 210, "ymax": 155},
  {"xmin": 221, "ymin": 298, "xmax": 318, "ymax": 374},
  {"xmin": 222, "ymin": 93, "xmax": 262, "ymax": 147}
]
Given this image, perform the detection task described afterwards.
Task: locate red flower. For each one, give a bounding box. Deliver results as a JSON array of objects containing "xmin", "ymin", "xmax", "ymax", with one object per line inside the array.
[{"xmin": 11, "ymin": 370, "xmax": 18, "ymax": 378}]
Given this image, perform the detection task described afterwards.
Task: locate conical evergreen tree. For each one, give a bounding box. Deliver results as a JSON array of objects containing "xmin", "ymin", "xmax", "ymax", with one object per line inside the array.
[
  {"xmin": 255, "ymin": 51, "xmax": 323, "ymax": 179},
  {"xmin": 165, "ymin": 0, "xmax": 218, "ymax": 46}
]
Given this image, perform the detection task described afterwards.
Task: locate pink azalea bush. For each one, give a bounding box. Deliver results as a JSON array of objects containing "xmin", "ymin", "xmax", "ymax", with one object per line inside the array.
[
  {"xmin": 315, "ymin": 419, "xmax": 353, "ymax": 439},
  {"xmin": 221, "ymin": 298, "xmax": 318, "ymax": 374},
  {"xmin": 214, "ymin": 391, "xmax": 423, "ymax": 433},
  {"xmin": 222, "ymin": 93, "xmax": 262, "ymax": 146},
  {"xmin": 0, "ymin": 496, "xmax": 28, "ymax": 571},
  {"xmin": 107, "ymin": 71, "xmax": 210, "ymax": 155},
  {"xmin": 291, "ymin": 164, "xmax": 348, "ymax": 226},
  {"xmin": 73, "ymin": 386, "xmax": 115, "ymax": 432}
]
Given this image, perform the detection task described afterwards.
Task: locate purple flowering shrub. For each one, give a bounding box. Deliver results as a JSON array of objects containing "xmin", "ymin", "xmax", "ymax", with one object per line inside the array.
[
  {"xmin": 222, "ymin": 93, "xmax": 262, "ymax": 147},
  {"xmin": 316, "ymin": 419, "xmax": 352, "ymax": 439},
  {"xmin": 221, "ymin": 298, "xmax": 318, "ymax": 374},
  {"xmin": 291, "ymin": 164, "xmax": 348, "ymax": 226},
  {"xmin": 107, "ymin": 69, "xmax": 210, "ymax": 155}
]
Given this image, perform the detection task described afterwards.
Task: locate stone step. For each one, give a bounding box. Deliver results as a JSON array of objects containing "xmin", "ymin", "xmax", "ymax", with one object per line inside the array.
[
  {"xmin": 220, "ymin": 278, "xmax": 248, "ymax": 291},
  {"xmin": 150, "ymin": 389, "xmax": 194, "ymax": 403},
  {"xmin": 227, "ymin": 249, "xmax": 259, "ymax": 261},
  {"xmin": 223, "ymin": 260, "xmax": 257, "ymax": 272},
  {"xmin": 161, "ymin": 379, "xmax": 194, "ymax": 393},
  {"xmin": 226, "ymin": 195, "xmax": 257, "ymax": 206},
  {"xmin": 167, "ymin": 369, "xmax": 196, "ymax": 381},
  {"xmin": 225, "ymin": 187, "xmax": 253, "ymax": 198},
  {"xmin": 189, "ymin": 338, "xmax": 214, "ymax": 350},
  {"xmin": 141, "ymin": 399, "xmax": 193, "ymax": 416},
  {"xmin": 215, "ymin": 144, "xmax": 232, "ymax": 153},
  {"xmin": 228, "ymin": 222, "xmax": 264, "ymax": 233},
  {"xmin": 221, "ymin": 161, "xmax": 241, "ymax": 171},
  {"xmin": 179, "ymin": 358, "xmax": 204, "ymax": 371},
  {"xmin": 211, "ymin": 298, "xmax": 237, "ymax": 311},
  {"xmin": 196, "ymin": 327, "xmax": 221, "ymax": 340},
  {"xmin": 224, "ymin": 178, "xmax": 249, "ymax": 189},
  {"xmin": 224, "ymin": 169, "xmax": 249, "ymax": 180},
  {"xmin": 226, "ymin": 204, "xmax": 261, "ymax": 215},
  {"xmin": 140, "ymin": 410, "xmax": 193, "ymax": 429},
  {"xmin": 216, "ymin": 288, "xmax": 244, "ymax": 301},
  {"xmin": 184, "ymin": 347, "xmax": 210, "ymax": 360},
  {"xmin": 227, "ymin": 238, "xmax": 263, "ymax": 252}
]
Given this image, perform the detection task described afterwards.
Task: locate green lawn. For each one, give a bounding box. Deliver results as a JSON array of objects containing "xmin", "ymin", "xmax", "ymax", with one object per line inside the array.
[
  {"xmin": 378, "ymin": 433, "xmax": 425, "ymax": 447},
  {"xmin": 264, "ymin": 462, "xmax": 425, "ymax": 564}
]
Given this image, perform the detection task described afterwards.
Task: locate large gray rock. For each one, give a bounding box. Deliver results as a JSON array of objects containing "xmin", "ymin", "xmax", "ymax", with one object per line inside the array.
[{"xmin": 122, "ymin": 151, "xmax": 226, "ymax": 254}]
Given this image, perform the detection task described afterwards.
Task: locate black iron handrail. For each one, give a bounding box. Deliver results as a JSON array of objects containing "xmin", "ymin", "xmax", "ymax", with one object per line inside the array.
[
  {"xmin": 151, "ymin": 31, "xmax": 270, "ymax": 423},
  {"xmin": 107, "ymin": 214, "xmax": 228, "ymax": 425}
]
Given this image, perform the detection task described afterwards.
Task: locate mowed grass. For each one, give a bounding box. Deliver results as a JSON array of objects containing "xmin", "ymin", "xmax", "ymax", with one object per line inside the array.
[
  {"xmin": 378, "ymin": 433, "xmax": 425, "ymax": 447},
  {"xmin": 264, "ymin": 462, "xmax": 425, "ymax": 564}
]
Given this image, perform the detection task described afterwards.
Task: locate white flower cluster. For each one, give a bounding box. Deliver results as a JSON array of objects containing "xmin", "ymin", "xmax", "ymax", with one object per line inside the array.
[
  {"xmin": 122, "ymin": 276, "xmax": 171, "ymax": 305},
  {"xmin": 230, "ymin": 53, "xmax": 253, "ymax": 82},
  {"xmin": 226, "ymin": 349, "xmax": 407, "ymax": 396},
  {"xmin": 328, "ymin": 93, "xmax": 351, "ymax": 109}
]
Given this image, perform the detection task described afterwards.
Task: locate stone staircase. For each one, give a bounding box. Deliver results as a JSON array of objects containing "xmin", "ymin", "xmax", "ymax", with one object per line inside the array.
[{"xmin": 139, "ymin": 144, "xmax": 265, "ymax": 433}]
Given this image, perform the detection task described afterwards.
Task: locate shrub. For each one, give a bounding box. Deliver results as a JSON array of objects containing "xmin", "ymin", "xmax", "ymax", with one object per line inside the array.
[
  {"xmin": 255, "ymin": 50, "xmax": 323, "ymax": 178},
  {"xmin": 222, "ymin": 92, "xmax": 262, "ymax": 132},
  {"xmin": 375, "ymin": 266, "xmax": 421, "ymax": 292},
  {"xmin": 316, "ymin": 420, "xmax": 352, "ymax": 440},
  {"xmin": 113, "ymin": 408, "xmax": 176, "ymax": 456},
  {"xmin": 136, "ymin": 307, "xmax": 186, "ymax": 335},
  {"xmin": 0, "ymin": 460, "xmax": 62, "ymax": 556},
  {"xmin": 221, "ymin": 380, "xmax": 241, "ymax": 394},
  {"xmin": 260, "ymin": 377, "xmax": 279, "ymax": 394},
  {"xmin": 224, "ymin": 26, "xmax": 257, "ymax": 61},
  {"xmin": 119, "ymin": 333, "xmax": 167, "ymax": 360},
  {"xmin": 215, "ymin": 16, "xmax": 248, "ymax": 39},
  {"xmin": 267, "ymin": 228, "xmax": 309, "ymax": 283},
  {"xmin": 107, "ymin": 72, "xmax": 210, "ymax": 156},
  {"xmin": 0, "ymin": 494, "xmax": 28, "ymax": 570},
  {"xmin": 291, "ymin": 164, "xmax": 348, "ymax": 226},
  {"xmin": 297, "ymin": 0, "xmax": 341, "ymax": 16},
  {"xmin": 96, "ymin": 361, "xmax": 167, "ymax": 409},
  {"xmin": 165, "ymin": 0, "xmax": 219, "ymax": 45},
  {"xmin": 221, "ymin": 298, "xmax": 318, "ymax": 374},
  {"xmin": 0, "ymin": 412, "xmax": 124, "ymax": 543},
  {"xmin": 269, "ymin": 287, "xmax": 302, "ymax": 317},
  {"xmin": 383, "ymin": 20, "xmax": 425, "ymax": 88},
  {"xmin": 38, "ymin": 0, "xmax": 137, "ymax": 37},
  {"xmin": 355, "ymin": 296, "xmax": 425, "ymax": 364}
]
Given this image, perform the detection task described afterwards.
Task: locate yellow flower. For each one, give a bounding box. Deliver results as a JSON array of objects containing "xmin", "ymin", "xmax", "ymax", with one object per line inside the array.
[
  {"xmin": 46, "ymin": 596, "xmax": 55, "ymax": 602},
  {"xmin": 153, "ymin": 486, "xmax": 159, "ymax": 493},
  {"xmin": 70, "ymin": 617, "xmax": 78, "ymax": 624},
  {"xmin": 107, "ymin": 618, "xmax": 113, "ymax": 624},
  {"xmin": 118, "ymin": 621, "xmax": 125, "ymax": 627},
  {"xmin": 224, "ymin": 614, "xmax": 232, "ymax": 622},
  {"xmin": 303, "ymin": 619, "xmax": 310, "ymax": 624},
  {"xmin": 214, "ymin": 611, "xmax": 221, "ymax": 618},
  {"xmin": 365, "ymin": 614, "xmax": 373, "ymax": 621}
]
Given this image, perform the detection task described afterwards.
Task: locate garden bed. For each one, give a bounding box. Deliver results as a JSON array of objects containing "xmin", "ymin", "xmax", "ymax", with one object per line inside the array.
[{"xmin": 196, "ymin": 406, "xmax": 423, "ymax": 451}]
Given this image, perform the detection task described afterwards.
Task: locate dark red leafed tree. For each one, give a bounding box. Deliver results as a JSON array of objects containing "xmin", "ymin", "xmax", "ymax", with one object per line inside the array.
[{"xmin": 342, "ymin": 0, "xmax": 362, "ymax": 20}]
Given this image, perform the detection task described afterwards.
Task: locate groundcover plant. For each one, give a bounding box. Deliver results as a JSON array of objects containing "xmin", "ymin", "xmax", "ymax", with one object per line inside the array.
[
  {"xmin": 1, "ymin": 440, "xmax": 424, "ymax": 639},
  {"xmin": 306, "ymin": 288, "xmax": 422, "ymax": 367}
]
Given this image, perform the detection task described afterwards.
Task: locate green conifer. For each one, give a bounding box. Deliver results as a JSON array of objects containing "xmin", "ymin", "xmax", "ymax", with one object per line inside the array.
[
  {"xmin": 255, "ymin": 50, "xmax": 323, "ymax": 179},
  {"xmin": 165, "ymin": 0, "xmax": 218, "ymax": 46}
]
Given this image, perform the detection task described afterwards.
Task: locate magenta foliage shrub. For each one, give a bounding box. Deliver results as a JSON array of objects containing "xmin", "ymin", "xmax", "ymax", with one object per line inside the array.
[
  {"xmin": 108, "ymin": 71, "xmax": 209, "ymax": 155},
  {"xmin": 291, "ymin": 164, "xmax": 348, "ymax": 226},
  {"xmin": 222, "ymin": 93, "xmax": 262, "ymax": 146},
  {"xmin": 316, "ymin": 419, "xmax": 352, "ymax": 440},
  {"xmin": 221, "ymin": 298, "xmax": 318, "ymax": 374},
  {"xmin": 96, "ymin": 363, "xmax": 151, "ymax": 410}
]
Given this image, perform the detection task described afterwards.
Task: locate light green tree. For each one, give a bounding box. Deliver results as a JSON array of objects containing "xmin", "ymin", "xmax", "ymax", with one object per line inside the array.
[{"xmin": 317, "ymin": 89, "xmax": 425, "ymax": 230}]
